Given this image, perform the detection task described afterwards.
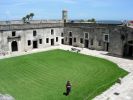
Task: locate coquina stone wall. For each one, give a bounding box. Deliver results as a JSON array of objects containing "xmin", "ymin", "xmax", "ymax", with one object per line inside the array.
[
  {"xmin": 0, "ymin": 21, "xmax": 132, "ymax": 57},
  {"xmin": 0, "ymin": 22, "xmax": 64, "ymax": 54}
]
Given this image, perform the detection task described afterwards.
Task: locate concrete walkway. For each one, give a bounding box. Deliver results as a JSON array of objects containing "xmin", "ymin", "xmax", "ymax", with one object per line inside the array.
[
  {"xmin": 0, "ymin": 45, "xmax": 133, "ymax": 100},
  {"xmin": 0, "ymin": 94, "xmax": 14, "ymax": 100}
]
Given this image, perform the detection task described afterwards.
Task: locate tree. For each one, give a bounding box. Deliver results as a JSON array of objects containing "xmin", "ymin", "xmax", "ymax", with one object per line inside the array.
[
  {"xmin": 22, "ymin": 13, "xmax": 35, "ymax": 24},
  {"xmin": 87, "ymin": 18, "xmax": 96, "ymax": 23},
  {"xmin": 26, "ymin": 14, "xmax": 30, "ymax": 20},
  {"xmin": 91, "ymin": 18, "xmax": 96, "ymax": 23},
  {"xmin": 87, "ymin": 19, "xmax": 91, "ymax": 22},
  {"xmin": 22, "ymin": 17, "xmax": 26, "ymax": 23},
  {"xmin": 80, "ymin": 19, "xmax": 84, "ymax": 22},
  {"xmin": 29, "ymin": 13, "xmax": 34, "ymax": 20}
]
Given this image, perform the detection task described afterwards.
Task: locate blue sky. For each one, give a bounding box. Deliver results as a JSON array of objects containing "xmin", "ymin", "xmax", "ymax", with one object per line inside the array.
[{"xmin": 0, "ymin": 0, "xmax": 132, "ymax": 20}]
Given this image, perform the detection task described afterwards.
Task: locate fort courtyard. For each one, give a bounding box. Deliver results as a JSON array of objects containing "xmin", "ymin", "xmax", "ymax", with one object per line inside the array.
[
  {"xmin": 0, "ymin": 4, "xmax": 133, "ymax": 100},
  {"xmin": 0, "ymin": 45, "xmax": 133, "ymax": 100}
]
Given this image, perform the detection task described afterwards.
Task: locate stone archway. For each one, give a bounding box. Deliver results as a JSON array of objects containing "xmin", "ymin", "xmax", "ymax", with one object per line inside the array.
[{"xmin": 11, "ymin": 41, "xmax": 18, "ymax": 52}]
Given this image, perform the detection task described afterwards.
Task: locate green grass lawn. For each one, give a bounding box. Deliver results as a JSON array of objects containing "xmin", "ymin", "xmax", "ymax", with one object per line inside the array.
[{"xmin": 0, "ymin": 49, "xmax": 128, "ymax": 100}]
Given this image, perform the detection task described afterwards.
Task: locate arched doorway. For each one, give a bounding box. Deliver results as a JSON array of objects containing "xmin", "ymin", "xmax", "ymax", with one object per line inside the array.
[{"xmin": 11, "ymin": 41, "xmax": 18, "ymax": 52}]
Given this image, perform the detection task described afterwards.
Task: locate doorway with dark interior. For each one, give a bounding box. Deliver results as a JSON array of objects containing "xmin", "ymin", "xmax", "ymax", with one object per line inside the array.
[
  {"xmin": 106, "ymin": 43, "xmax": 109, "ymax": 51},
  {"xmin": 33, "ymin": 41, "xmax": 38, "ymax": 49},
  {"xmin": 85, "ymin": 40, "xmax": 89, "ymax": 48},
  {"xmin": 51, "ymin": 39, "xmax": 54, "ymax": 46},
  {"xmin": 62, "ymin": 39, "xmax": 64, "ymax": 44},
  {"xmin": 11, "ymin": 41, "xmax": 18, "ymax": 52},
  {"xmin": 69, "ymin": 38, "xmax": 72, "ymax": 45},
  {"xmin": 104, "ymin": 42, "xmax": 109, "ymax": 51},
  {"xmin": 128, "ymin": 46, "xmax": 133, "ymax": 57}
]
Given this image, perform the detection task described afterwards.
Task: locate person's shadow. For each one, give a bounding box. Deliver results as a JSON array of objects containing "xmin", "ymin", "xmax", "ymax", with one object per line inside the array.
[{"xmin": 63, "ymin": 92, "xmax": 68, "ymax": 96}]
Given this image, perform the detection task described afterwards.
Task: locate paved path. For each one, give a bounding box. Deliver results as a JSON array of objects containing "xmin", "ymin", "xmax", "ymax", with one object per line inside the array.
[
  {"xmin": 0, "ymin": 94, "xmax": 14, "ymax": 100},
  {"xmin": 0, "ymin": 45, "xmax": 133, "ymax": 100}
]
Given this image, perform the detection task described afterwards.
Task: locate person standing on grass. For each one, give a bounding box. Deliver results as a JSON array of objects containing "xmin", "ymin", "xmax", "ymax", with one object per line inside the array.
[{"xmin": 66, "ymin": 81, "xmax": 71, "ymax": 96}]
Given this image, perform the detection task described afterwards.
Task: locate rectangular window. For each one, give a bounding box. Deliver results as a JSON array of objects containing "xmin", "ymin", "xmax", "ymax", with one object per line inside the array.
[
  {"xmin": 61, "ymin": 33, "xmax": 64, "ymax": 37},
  {"xmin": 12, "ymin": 31, "xmax": 16, "ymax": 36},
  {"xmin": 69, "ymin": 32, "xmax": 72, "ymax": 37},
  {"xmin": 105, "ymin": 35, "xmax": 108, "ymax": 41},
  {"xmin": 104, "ymin": 34, "xmax": 109, "ymax": 42},
  {"xmin": 51, "ymin": 29, "xmax": 54, "ymax": 35},
  {"xmin": 56, "ymin": 37, "xmax": 58, "ymax": 42},
  {"xmin": 85, "ymin": 33, "xmax": 89, "ymax": 38},
  {"xmin": 39, "ymin": 39, "xmax": 42, "ymax": 44},
  {"xmin": 33, "ymin": 30, "xmax": 37, "ymax": 36},
  {"xmin": 46, "ymin": 38, "xmax": 49, "ymax": 43},
  {"xmin": 80, "ymin": 38, "xmax": 83, "ymax": 43},
  {"xmin": 74, "ymin": 37, "xmax": 76, "ymax": 42},
  {"xmin": 91, "ymin": 39, "xmax": 93, "ymax": 45},
  {"xmin": 28, "ymin": 40, "xmax": 31, "ymax": 46}
]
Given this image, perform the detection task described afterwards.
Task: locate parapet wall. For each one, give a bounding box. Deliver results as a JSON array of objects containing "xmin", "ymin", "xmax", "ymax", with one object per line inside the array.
[
  {"xmin": 0, "ymin": 21, "xmax": 122, "ymax": 31},
  {"xmin": 0, "ymin": 23, "xmax": 64, "ymax": 31},
  {"xmin": 0, "ymin": 20, "xmax": 63, "ymax": 25},
  {"xmin": 64, "ymin": 22, "xmax": 120, "ymax": 28}
]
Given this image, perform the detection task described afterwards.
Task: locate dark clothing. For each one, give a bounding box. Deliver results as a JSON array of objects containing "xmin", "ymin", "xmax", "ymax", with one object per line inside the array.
[{"xmin": 66, "ymin": 82, "xmax": 71, "ymax": 95}]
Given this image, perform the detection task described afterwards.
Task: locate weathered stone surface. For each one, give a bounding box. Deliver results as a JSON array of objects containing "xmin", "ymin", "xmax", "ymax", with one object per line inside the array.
[{"xmin": 0, "ymin": 21, "xmax": 133, "ymax": 57}]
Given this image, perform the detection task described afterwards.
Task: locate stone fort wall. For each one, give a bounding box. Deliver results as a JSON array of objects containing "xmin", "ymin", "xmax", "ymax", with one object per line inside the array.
[
  {"xmin": 0, "ymin": 21, "xmax": 133, "ymax": 57},
  {"xmin": 0, "ymin": 22, "xmax": 64, "ymax": 55}
]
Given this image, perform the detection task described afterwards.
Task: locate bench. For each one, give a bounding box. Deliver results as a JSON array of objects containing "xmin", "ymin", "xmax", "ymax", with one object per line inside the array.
[{"xmin": 71, "ymin": 48, "xmax": 81, "ymax": 53}]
